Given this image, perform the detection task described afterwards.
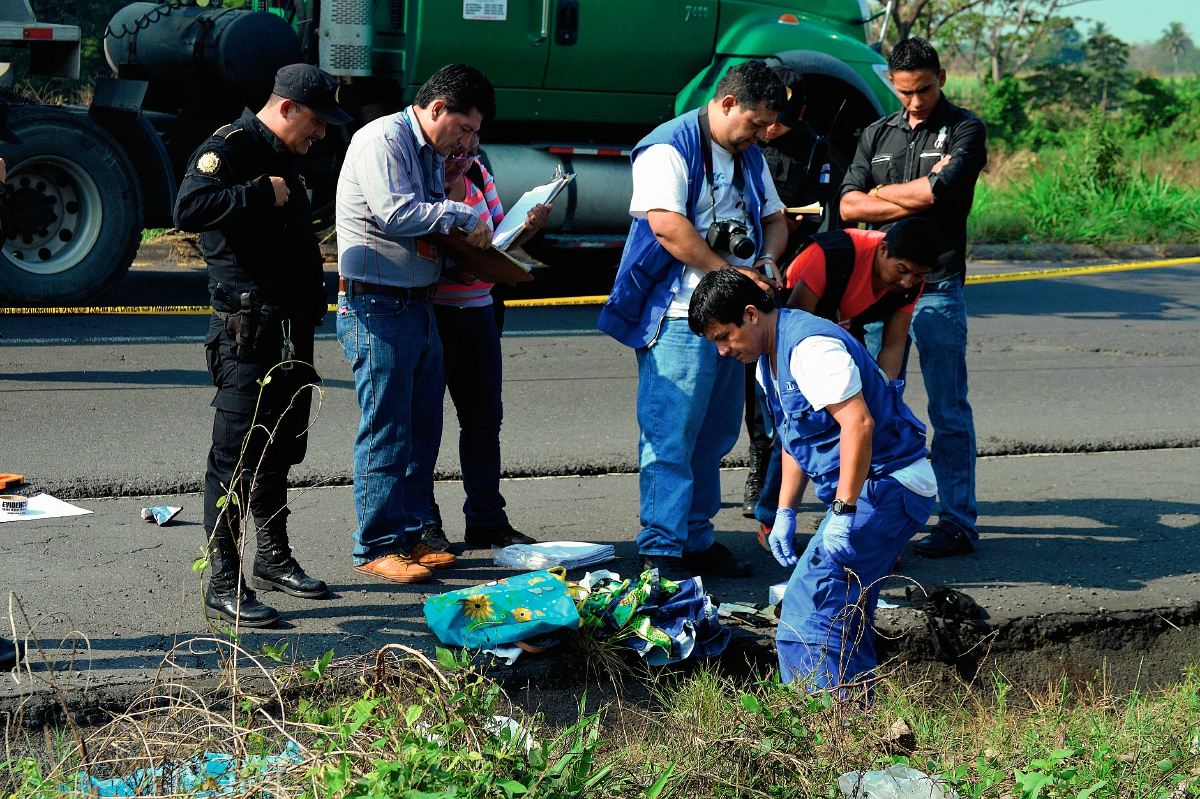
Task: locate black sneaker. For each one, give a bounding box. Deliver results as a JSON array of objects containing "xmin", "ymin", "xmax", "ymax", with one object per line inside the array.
[
  {"xmin": 682, "ymin": 541, "xmax": 754, "ymax": 578},
  {"xmin": 912, "ymin": 524, "xmax": 976, "ymax": 559},
  {"xmin": 638, "ymin": 554, "xmax": 694, "ymax": 583},
  {"xmin": 422, "ymin": 518, "xmax": 453, "ymax": 553},
  {"xmin": 464, "ymin": 523, "xmax": 537, "ymax": 548}
]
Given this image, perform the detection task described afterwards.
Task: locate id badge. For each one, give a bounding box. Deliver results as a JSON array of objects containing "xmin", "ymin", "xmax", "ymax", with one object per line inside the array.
[{"xmin": 417, "ymin": 240, "xmax": 439, "ymax": 262}]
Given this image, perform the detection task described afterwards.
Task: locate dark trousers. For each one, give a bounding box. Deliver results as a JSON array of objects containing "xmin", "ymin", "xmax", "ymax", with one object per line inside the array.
[
  {"xmin": 744, "ymin": 362, "xmax": 772, "ymax": 452},
  {"xmin": 432, "ymin": 303, "xmax": 508, "ymax": 529},
  {"xmin": 202, "ymin": 315, "xmax": 316, "ymax": 554}
]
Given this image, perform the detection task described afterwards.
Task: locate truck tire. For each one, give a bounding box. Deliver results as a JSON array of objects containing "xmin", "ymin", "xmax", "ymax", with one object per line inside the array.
[{"xmin": 0, "ymin": 106, "xmax": 142, "ymax": 306}]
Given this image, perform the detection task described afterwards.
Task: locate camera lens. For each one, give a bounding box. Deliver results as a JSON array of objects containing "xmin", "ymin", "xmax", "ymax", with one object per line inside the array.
[{"xmin": 730, "ymin": 232, "xmax": 756, "ymax": 260}]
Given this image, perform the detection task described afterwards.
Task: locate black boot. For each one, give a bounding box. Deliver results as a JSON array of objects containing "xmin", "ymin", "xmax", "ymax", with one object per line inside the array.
[
  {"xmin": 248, "ymin": 525, "xmax": 328, "ymax": 599},
  {"xmin": 204, "ymin": 533, "xmax": 281, "ymax": 628},
  {"xmin": 0, "ymin": 637, "xmax": 23, "ymax": 671},
  {"xmin": 743, "ymin": 445, "xmax": 770, "ymax": 518}
]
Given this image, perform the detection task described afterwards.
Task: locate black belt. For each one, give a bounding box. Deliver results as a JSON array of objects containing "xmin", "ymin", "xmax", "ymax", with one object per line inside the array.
[{"xmin": 338, "ymin": 276, "xmax": 437, "ymax": 301}]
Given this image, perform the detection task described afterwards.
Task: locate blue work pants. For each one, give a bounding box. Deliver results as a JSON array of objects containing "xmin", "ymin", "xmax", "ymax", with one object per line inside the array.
[{"xmin": 777, "ymin": 476, "xmax": 935, "ymax": 691}]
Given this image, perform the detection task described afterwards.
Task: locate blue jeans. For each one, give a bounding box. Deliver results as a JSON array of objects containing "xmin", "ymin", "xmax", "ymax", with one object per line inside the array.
[
  {"xmin": 636, "ymin": 318, "xmax": 744, "ymax": 557},
  {"xmin": 337, "ymin": 292, "xmax": 444, "ymax": 565},
  {"xmin": 433, "ymin": 303, "xmax": 508, "ymax": 529},
  {"xmin": 864, "ymin": 279, "xmax": 977, "ymax": 541},
  {"xmin": 777, "ymin": 477, "xmax": 935, "ymax": 691}
]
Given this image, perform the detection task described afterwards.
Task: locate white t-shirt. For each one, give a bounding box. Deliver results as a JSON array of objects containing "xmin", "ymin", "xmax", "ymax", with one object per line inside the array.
[
  {"xmin": 629, "ymin": 142, "xmax": 784, "ymax": 317},
  {"xmin": 757, "ymin": 335, "xmax": 939, "ymax": 498}
]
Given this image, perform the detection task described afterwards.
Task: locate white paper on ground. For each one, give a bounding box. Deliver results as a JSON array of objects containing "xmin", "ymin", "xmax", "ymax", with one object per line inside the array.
[
  {"xmin": 490, "ymin": 172, "xmax": 574, "ymax": 250},
  {"xmin": 483, "ymin": 644, "xmax": 524, "ymax": 665},
  {"xmin": 0, "ymin": 493, "xmax": 91, "ymax": 523}
]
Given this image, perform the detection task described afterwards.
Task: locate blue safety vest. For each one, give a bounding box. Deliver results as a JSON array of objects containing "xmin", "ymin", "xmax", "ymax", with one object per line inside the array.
[
  {"xmin": 762, "ymin": 309, "xmax": 929, "ymax": 503},
  {"xmin": 597, "ymin": 108, "xmax": 771, "ymax": 349}
]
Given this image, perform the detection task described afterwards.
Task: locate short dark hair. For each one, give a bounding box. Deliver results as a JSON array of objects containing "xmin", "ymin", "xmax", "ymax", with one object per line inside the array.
[
  {"xmin": 714, "ymin": 61, "xmax": 788, "ymax": 113},
  {"xmin": 882, "ymin": 217, "xmax": 940, "ymax": 268},
  {"xmin": 688, "ymin": 268, "xmax": 775, "ymax": 336},
  {"xmin": 888, "ymin": 37, "xmax": 941, "ymax": 74},
  {"xmin": 415, "ymin": 63, "xmax": 496, "ymax": 123}
]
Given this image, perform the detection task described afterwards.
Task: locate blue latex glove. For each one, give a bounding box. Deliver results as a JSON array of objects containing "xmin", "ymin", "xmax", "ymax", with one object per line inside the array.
[
  {"xmin": 823, "ymin": 511, "xmax": 857, "ymax": 565},
  {"xmin": 769, "ymin": 508, "xmax": 799, "ymax": 568}
]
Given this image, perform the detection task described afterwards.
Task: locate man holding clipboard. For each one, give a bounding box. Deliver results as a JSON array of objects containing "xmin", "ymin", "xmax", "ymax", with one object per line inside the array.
[{"xmin": 335, "ymin": 64, "xmax": 496, "ymax": 585}]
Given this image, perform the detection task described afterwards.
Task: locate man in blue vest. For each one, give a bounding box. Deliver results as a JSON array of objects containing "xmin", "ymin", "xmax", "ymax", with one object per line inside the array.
[
  {"xmin": 598, "ymin": 62, "xmax": 790, "ymax": 581},
  {"xmin": 689, "ymin": 268, "xmax": 937, "ymax": 692}
]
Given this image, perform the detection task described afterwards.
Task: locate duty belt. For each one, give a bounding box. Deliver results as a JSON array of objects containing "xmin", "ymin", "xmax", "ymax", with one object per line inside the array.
[{"xmin": 338, "ymin": 276, "xmax": 437, "ymax": 302}]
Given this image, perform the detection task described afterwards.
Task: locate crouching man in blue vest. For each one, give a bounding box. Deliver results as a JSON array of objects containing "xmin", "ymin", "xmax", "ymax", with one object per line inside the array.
[
  {"xmin": 688, "ymin": 268, "xmax": 937, "ymax": 692},
  {"xmin": 597, "ymin": 62, "xmax": 790, "ymax": 581}
]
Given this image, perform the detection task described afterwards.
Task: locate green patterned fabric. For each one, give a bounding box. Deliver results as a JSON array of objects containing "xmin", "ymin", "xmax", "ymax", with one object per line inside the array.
[{"xmin": 578, "ymin": 570, "xmax": 680, "ymax": 657}]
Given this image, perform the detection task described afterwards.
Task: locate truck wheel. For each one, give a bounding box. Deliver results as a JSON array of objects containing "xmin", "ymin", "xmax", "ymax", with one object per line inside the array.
[{"xmin": 0, "ymin": 107, "xmax": 142, "ymax": 306}]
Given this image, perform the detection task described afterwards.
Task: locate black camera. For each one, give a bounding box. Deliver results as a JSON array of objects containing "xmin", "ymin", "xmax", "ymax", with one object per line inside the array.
[{"xmin": 706, "ymin": 220, "xmax": 755, "ymax": 260}]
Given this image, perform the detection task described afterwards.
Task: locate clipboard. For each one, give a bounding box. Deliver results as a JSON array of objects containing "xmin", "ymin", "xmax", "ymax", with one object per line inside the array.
[{"xmin": 423, "ymin": 228, "xmax": 535, "ymax": 283}]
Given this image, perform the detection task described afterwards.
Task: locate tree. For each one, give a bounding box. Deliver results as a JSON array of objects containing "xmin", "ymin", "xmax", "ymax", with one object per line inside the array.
[
  {"xmin": 1085, "ymin": 22, "xmax": 1129, "ymax": 109},
  {"xmin": 941, "ymin": 0, "xmax": 1093, "ymax": 84},
  {"xmin": 1159, "ymin": 22, "xmax": 1193, "ymax": 75},
  {"xmin": 877, "ymin": 0, "xmax": 990, "ymax": 48}
]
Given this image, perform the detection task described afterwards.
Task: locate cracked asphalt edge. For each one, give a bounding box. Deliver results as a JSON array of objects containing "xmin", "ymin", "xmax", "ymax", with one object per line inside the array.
[{"xmin": 17, "ymin": 436, "xmax": 1200, "ymax": 500}]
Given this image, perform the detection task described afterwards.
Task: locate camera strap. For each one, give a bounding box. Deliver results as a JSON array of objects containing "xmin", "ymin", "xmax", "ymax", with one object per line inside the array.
[{"xmin": 697, "ymin": 107, "xmax": 745, "ymax": 214}]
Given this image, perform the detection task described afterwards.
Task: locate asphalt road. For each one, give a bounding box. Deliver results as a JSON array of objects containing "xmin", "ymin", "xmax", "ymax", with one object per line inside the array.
[
  {"xmin": 4, "ymin": 449, "xmax": 1200, "ymax": 700},
  {"xmin": 2, "ymin": 257, "xmax": 1200, "ymax": 497},
  {"xmin": 3, "ymin": 255, "xmax": 1200, "ymax": 705}
]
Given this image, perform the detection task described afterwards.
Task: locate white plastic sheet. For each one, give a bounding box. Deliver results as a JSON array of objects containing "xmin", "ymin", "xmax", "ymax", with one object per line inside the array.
[{"xmin": 0, "ymin": 493, "xmax": 91, "ymax": 524}]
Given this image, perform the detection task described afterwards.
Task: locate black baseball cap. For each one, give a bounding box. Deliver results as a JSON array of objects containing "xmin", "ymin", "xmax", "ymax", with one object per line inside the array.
[
  {"xmin": 273, "ymin": 64, "xmax": 353, "ymax": 125},
  {"xmin": 769, "ymin": 65, "xmax": 807, "ymax": 128},
  {"xmin": 0, "ymin": 103, "xmax": 22, "ymax": 145}
]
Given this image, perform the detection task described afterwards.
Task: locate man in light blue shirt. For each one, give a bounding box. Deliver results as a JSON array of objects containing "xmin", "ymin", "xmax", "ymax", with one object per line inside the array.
[{"xmin": 335, "ymin": 63, "xmax": 495, "ymax": 584}]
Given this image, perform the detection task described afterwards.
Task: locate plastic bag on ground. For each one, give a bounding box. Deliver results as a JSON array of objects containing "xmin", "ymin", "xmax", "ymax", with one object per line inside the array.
[
  {"xmin": 492, "ymin": 541, "xmax": 615, "ymax": 571},
  {"xmin": 838, "ymin": 764, "xmax": 959, "ymax": 799}
]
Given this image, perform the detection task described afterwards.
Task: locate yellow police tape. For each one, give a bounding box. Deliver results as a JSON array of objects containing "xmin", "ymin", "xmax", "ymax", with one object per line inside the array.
[
  {"xmin": 963, "ymin": 256, "xmax": 1200, "ymax": 285},
  {"xmin": 1, "ymin": 257, "xmax": 1196, "ymax": 315}
]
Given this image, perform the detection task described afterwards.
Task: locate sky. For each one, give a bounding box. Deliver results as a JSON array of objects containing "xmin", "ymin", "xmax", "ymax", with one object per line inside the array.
[{"xmin": 1076, "ymin": 0, "xmax": 1200, "ymax": 44}]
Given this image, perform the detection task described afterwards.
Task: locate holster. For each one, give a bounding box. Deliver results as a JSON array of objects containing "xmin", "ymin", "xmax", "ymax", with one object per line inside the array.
[{"xmin": 211, "ymin": 284, "xmax": 280, "ymax": 358}]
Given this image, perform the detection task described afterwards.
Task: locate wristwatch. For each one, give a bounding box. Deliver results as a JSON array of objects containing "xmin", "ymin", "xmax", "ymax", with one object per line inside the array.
[{"xmin": 831, "ymin": 499, "xmax": 857, "ymax": 515}]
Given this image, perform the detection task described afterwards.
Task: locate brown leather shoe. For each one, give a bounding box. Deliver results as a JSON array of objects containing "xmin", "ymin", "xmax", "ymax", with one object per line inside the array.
[
  {"xmin": 410, "ymin": 541, "xmax": 457, "ymax": 569},
  {"xmin": 354, "ymin": 553, "xmax": 432, "ymax": 584}
]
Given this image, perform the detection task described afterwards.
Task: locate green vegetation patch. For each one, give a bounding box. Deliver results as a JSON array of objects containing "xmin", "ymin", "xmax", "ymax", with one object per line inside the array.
[{"xmin": 4, "ymin": 642, "xmax": 1200, "ymax": 798}]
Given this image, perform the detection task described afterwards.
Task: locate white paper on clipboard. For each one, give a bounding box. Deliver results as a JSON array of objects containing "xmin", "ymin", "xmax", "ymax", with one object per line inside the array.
[
  {"xmin": 463, "ymin": 0, "xmax": 507, "ymax": 21},
  {"xmin": 491, "ymin": 170, "xmax": 574, "ymax": 250}
]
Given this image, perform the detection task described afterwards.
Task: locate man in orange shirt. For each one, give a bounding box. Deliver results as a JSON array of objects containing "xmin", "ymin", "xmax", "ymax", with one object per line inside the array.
[{"xmin": 751, "ymin": 216, "xmax": 937, "ymax": 535}]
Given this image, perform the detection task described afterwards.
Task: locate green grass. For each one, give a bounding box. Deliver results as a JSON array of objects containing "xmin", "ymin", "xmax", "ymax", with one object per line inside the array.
[
  {"xmin": 970, "ymin": 165, "xmax": 1200, "ymax": 244},
  {"xmin": 5, "ymin": 644, "xmax": 1200, "ymax": 799}
]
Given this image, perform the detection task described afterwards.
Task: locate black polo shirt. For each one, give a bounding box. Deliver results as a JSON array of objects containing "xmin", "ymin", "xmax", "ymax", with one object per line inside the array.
[{"xmin": 839, "ymin": 94, "xmax": 987, "ymax": 285}]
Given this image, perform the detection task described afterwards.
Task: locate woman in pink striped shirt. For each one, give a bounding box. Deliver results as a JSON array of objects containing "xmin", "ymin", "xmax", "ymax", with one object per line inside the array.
[{"xmin": 424, "ymin": 138, "xmax": 551, "ymax": 552}]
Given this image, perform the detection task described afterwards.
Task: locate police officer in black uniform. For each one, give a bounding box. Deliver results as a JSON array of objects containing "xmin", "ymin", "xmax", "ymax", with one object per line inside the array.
[
  {"xmin": 174, "ymin": 65, "xmax": 352, "ymax": 627},
  {"xmin": 0, "ymin": 101, "xmax": 26, "ymax": 669},
  {"xmin": 741, "ymin": 65, "xmax": 848, "ymax": 516}
]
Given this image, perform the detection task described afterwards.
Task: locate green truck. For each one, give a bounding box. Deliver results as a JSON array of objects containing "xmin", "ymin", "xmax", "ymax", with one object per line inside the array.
[{"xmin": 0, "ymin": 0, "xmax": 899, "ymax": 305}]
